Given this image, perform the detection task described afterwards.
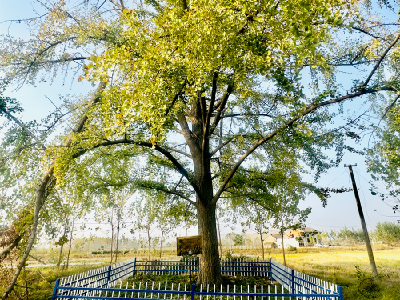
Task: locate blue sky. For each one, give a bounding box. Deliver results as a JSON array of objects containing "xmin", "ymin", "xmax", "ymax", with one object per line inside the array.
[{"xmin": 1, "ymin": 0, "xmax": 399, "ymax": 236}]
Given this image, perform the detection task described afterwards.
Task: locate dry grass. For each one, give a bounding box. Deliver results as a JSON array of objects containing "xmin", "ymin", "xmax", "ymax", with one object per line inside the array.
[
  {"xmin": 10, "ymin": 246, "xmax": 400, "ymax": 299},
  {"xmin": 254, "ymin": 246, "xmax": 400, "ymax": 300}
]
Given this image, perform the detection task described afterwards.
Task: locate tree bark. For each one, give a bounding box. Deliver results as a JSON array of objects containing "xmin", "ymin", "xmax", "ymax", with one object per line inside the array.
[
  {"xmin": 179, "ymin": 97, "xmax": 223, "ymax": 285},
  {"xmin": 197, "ymin": 202, "xmax": 222, "ymax": 285}
]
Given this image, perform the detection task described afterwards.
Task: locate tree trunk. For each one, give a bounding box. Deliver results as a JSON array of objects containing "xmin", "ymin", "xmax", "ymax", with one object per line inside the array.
[
  {"xmin": 197, "ymin": 202, "xmax": 222, "ymax": 285},
  {"xmin": 159, "ymin": 231, "xmax": 163, "ymax": 258},
  {"xmin": 115, "ymin": 215, "xmax": 120, "ymax": 263},
  {"xmin": 65, "ymin": 219, "xmax": 75, "ymax": 270},
  {"xmin": 2, "ymin": 168, "xmax": 54, "ymax": 300},
  {"xmin": 147, "ymin": 226, "xmax": 151, "ymax": 261},
  {"xmin": 281, "ymin": 220, "xmax": 286, "ymax": 266},
  {"xmin": 216, "ymin": 212, "xmax": 223, "ymax": 258},
  {"xmin": 1, "ymin": 83, "xmax": 106, "ymax": 299},
  {"xmin": 179, "ymin": 98, "xmax": 222, "ymax": 285},
  {"xmin": 57, "ymin": 244, "xmax": 64, "ymax": 267},
  {"xmin": 110, "ymin": 209, "xmax": 114, "ymax": 264},
  {"xmin": 259, "ymin": 224, "xmax": 265, "ymax": 261},
  {"xmin": 281, "ymin": 234, "xmax": 286, "ymax": 266}
]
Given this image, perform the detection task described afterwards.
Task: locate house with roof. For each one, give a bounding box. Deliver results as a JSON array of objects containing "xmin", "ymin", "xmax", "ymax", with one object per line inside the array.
[{"xmin": 285, "ymin": 227, "xmax": 321, "ymax": 247}]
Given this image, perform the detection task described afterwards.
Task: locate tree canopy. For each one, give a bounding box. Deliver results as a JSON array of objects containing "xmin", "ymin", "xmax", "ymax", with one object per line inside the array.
[{"xmin": 2, "ymin": 0, "xmax": 400, "ymax": 296}]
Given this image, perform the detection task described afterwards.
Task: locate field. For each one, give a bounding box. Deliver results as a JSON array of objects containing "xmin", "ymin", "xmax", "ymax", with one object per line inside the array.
[
  {"xmin": 235, "ymin": 246, "xmax": 400, "ymax": 299},
  {"xmin": 4, "ymin": 246, "xmax": 400, "ymax": 299}
]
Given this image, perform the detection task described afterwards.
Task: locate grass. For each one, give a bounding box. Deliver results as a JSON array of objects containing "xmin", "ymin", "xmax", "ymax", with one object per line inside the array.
[
  {"xmin": 1, "ymin": 263, "xmax": 110, "ymax": 300},
  {"xmin": 263, "ymin": 246, "xmax": 400, "ymax": 300},
  {"xmin": 4, "ymin": 246, "xmax": 400, "ymax": 299}
]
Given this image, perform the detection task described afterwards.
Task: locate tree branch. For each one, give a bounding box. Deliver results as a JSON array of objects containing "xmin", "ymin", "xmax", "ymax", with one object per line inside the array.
[
  {"xmin": 166, "ymin": 80, "xmax": 186, "ymax": 116},
  {"xmin": 203, "ymin": 72, "xmax": 218, "ymax": 163},
  {"xmin": 72, "ymin": 138, "xmax": 201, "ymax": 197},
  {"xmin": 220, "ymin": 113, "xmax": 273, "ymax": 119},
  {"xmin": 212, "ymin": 86, "xmax": 394, "ymax": 205},
  {"xmin": 363, "ymin": 32, "xmax": 400, "ymax": 88},
  {"xmin": 352, "ymin": 26, "xmax": 382, "ymax": 39},
  {"xmin": 0, "ymin": 236, "xmax": 21, "ymax": 262},
  {"xmin": 209, "ymin": 84, "xmax": 233, "ymax": 136},
  {"xmin": 2, "ymin": 82, "xmax": 107, "ymax": 300},
  {"xmin": 136, "ymin": 179, "xmax": 195, "ymax": 206},
  {"xmin": 177, "ymin": 113, "xmax": 200, "ymax": 153},
  {"xmin": 164, "ymin": 146, "xmax": 192, "ymax": 158},
  {"xmin": 210, "ymin": 137, "xmax": 235, "ymax": 157},
  {"xmin": 0, "ymin": 107, "xmax": 43, "ymax": 148}
]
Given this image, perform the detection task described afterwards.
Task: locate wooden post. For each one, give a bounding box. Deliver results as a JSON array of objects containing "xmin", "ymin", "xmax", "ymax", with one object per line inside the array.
[{"xmin": 344, "ymin": 164, "xmax": 378, "ymax": 280}]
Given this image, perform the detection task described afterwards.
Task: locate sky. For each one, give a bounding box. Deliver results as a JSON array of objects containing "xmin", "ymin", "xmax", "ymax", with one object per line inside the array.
[{"xmin": 0, "ymin": 0, "xmax": 399, "ymax": 241}]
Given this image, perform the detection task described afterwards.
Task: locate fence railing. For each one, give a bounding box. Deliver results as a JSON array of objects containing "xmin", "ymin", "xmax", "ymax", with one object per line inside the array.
[
  {"xmin": 270, "ymin": 260, "xmax": 342, "ymax": 299},
  {"xmin": 133, "ymin": 258, "xmax": 270, "ymax": 277},
  {"xmin": 52, "ymin": 258, "xmax": 343, "ymax": 300},
  {"xmin": 52, "ymin": 259, "xmax": 136, "ymax": 299}
]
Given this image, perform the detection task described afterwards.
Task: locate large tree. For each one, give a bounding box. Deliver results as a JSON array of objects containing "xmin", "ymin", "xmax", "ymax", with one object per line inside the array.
[{"xmin": 2, "ymin": 0, "xmax": 400, "ymax": 295}]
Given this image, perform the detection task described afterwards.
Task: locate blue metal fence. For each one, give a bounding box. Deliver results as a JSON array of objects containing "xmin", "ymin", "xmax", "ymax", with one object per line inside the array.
[
  {"xmin": 132, "ymin": 258, "xmax": 270, "ymax": 277},
  {"xmin": 52, "ymin": 258, "xmax": 343, "ymax": 300}
]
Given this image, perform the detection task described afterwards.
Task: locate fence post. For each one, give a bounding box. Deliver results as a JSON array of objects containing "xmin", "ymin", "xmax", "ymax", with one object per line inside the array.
[
  {"xmin": 291, "ymin": 269, "xmax": 295, "ymax": 294},
  {"xmin": 191, "ymin": 283, "xmax": 195, "ymax": 300},
  {"xmin": 269, "ymin": 258, "xmax": 273, "ymax": 284},
  {"xmin": 338, "ymin": 286, "xmax": 343, "ymax": 300},
  {"xmin": 51, "ymin": 278, "xmax": 60, "ymax": 300},
  {"xmin": 107, "ymin": 265, "xmax": 112, "ymax": 283},
  {"xmin": 132, "ymin": 257, "xmax": 137, "ymax": 279}
]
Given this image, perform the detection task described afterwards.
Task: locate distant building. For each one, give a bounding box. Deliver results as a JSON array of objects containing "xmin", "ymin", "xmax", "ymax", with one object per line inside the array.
[
  {"xmin": 275, "ymin": 236, "xmax": 299, "ymax": 248},
  {"xmin": 263, "ymin": 234, "xmax": 299, "ymax": 248},
  {"xmin": 285, "ymin": 227, "xmax": 321, "ymax": 247},
  {"xmin": 263, "ymin": 234, "xmax": 277, "ymax": 248}
]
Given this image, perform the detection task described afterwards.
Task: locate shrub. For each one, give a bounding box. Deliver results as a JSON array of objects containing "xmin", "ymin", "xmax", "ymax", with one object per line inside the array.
[
  {"xmin": 373, "ymin": 222, "xmax": 400, "ymax": 245},
  {"xmin": 335, "ymin": 227, "xmax": 365, "ymax": 245}
]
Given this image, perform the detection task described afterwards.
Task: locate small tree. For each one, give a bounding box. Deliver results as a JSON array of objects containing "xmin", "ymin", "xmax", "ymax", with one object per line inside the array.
[
  {"xmin": 269, "ymin": 192, "xmax": 311, "ymax": 266},
  {"xmin": 373, "ymin": 222, "xmax": 400, "ymax": 246},
  {"xmin": 240, "ymin": 204, "xmax": 270, "ymax": 260}
]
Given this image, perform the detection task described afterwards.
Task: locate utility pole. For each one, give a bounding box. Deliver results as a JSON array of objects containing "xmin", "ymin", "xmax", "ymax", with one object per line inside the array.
[{"xmin": 344, "ymin": 164, "xmax": 378, "ymax": 280}]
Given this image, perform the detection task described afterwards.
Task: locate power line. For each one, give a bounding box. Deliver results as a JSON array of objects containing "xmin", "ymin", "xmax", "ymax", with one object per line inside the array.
[
  {"xmin": 373, "ymin": 209, "xmax": 400, "ymax": 218},
  {"xmin": 308, "ymin": 223, "xmax": 361, "ymax": 229},
  {"xmin": 355, "ymin": 169, "xmax": 400, "ymax": 208}
]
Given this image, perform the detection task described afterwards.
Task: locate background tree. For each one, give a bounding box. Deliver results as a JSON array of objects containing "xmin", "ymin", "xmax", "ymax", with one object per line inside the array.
[
  {"xmin": 240, "ymin": 204, "xmax": 270, "ymax": 260},
  {"xmin": 269, "ymin": 189, "xmax": 311, "ymax": 266}
]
